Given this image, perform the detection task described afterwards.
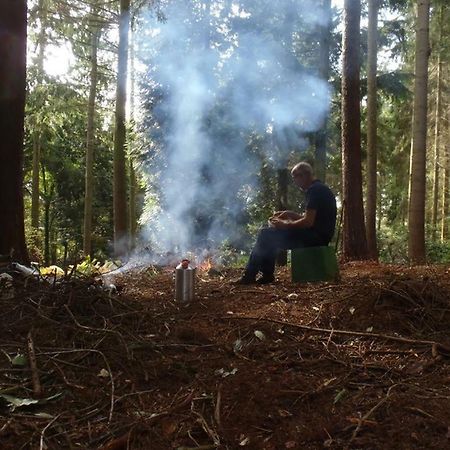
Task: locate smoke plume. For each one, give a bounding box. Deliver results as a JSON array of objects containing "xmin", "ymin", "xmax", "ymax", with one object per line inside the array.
[{"xmin": 136, "ymin": 0, "xmax": 330, "ymax": 260}]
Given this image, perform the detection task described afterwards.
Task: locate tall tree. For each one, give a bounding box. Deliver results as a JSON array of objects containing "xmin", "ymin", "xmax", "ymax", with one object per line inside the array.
[
  {"xmin": 441, "ymin": 114, "xmax": 449, "ymax": 241},
  {"xmin": 341, "ymin": 0, "xmax": 368, "ymax": 260},
  {"xmin": 113, "ymin": 0, "xmax": 131, "ymax": 256},
  {"xmin": 83, "ymin": 2, "xmax": 101, "ymax": 257},
  {"xmin": 408, "ymin": 0, "xmax": 430, "ymax": 264},
  {"xmin": 365, "ymin": 0, "xmax": 379, "ymax": 259},
  {"xmin": 41, "ymin": 167, "xmax": 55, "ymax": 265},
  {"xmin": 0, "ymin": 0, "xmax": 29, "ymax": 263},
  {"xmin": 128, "ymin": 20, "xmax": 137, "ymax": 251},
  {"xmin": 31, "ymin": 0, "xmax": 48, "ymax": 231},
  {"xmin": 431, "ymin": 5, "xmax": 443, "ymax": 240}
]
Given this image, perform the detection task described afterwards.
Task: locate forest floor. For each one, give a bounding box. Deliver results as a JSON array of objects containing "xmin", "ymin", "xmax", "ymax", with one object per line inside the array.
[{"xmin": 0, "ymin": 261, "xmax": 449, "ymax": 449}]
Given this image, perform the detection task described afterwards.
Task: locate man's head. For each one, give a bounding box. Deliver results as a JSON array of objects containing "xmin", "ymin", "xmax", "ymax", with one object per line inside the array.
[{"xmin": 291, "ymin": 162, "xmax": 314, "ymax": 191}]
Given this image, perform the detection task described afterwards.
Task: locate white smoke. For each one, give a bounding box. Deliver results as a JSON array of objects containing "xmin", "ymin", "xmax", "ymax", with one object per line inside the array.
[{"xmin": 135, "ymin": 0, "xmax": 331, "ymax": 258}]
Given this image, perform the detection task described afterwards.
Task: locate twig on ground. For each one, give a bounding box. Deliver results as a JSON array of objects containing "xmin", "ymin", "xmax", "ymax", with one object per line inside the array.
[
  {"xmin": 221, "ymin": 315, "xmax": 450, "ymax": 353},
  {"xmin": 63, "ymin": 305, "xmax": 130, "ymax": 358},
  {"xmin": 0, "ymin": 418, "xmax": 13, "ymax": 435},
  {"xmin": 51, "ymin": 361, "xmax": 86, "ymax": 390},
  {"xmin": 305, "ymin": 303, "xmax": 323, "ymax": 326},
  {"xmin": 39, "ymin": 348, "xmax": 115, "ymax": 423},
  {"xmin": 214, "ymin": 384, "xmax": 222, "ymax": 427},
  {"xmin": 27, "ymin": 329, "xmax": 42, "ymax": 398},
  {"xmin": 348, "ymin": 384, "xmax": 399, "ymax": 446},
  {"xmin": 192, "ymin": 410, "xmax": 220, "ymax": 447},
  {"xmin": 39, "ymin": 414, "xmax": 61, "ymax": 450}
]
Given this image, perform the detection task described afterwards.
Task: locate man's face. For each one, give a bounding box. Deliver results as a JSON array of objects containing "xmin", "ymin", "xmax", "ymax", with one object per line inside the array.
[{"xmin": 291, "ymin": 170, "xmax": 309, "ymax": 190}]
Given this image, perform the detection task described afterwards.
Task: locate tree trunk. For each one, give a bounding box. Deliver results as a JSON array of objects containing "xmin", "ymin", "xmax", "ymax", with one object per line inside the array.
[
  {"xmin": 365, "ymin": 0, "xmax": 379, "ymax": 260},
  {"xmin": 0, "ymin": 0, "xmax": 29, "ymax": 263},
  {"xmin": 129, "ymin": 161, "xmax": 137, "ymax": 249},
  {"xmin": 441, "ymin": 120, "xmax": 450, "ymax": 241},
  {"xmin": 431, "ymin": 5, "xmax": 443, "ymax": 241},
  {"xmin": 113, "ymin": 0, "xmax": 131, "ymax": 256},
  {"xmin": 44, "ymin": 198, "xmax": 51, "ymax": 265},
  {"xmin": 314, "ymin": 0, "xmax": 331, "ymax": 182},
  {"xmin": 31, "ymin": 137, "xmax": 41, "ymax": 229},
  {"xmin": 128, "ymin": 20, "xmax": 137, "ymax": 251},
  {"xmin": 31, "ymin": 0, "xmax": 47, "ymax": 231},
  {"xmin": 83, "ymin": 6, "xmax": 100, "ymax": 257},
  {"xmin": 41, "ymin": 167, "xmax": 54, "ymax": 266},
  {"xmin": 341, "ymin": 0, "xmax": 368, "ymax": 260},
  {"xmin": 408, "ymin": 0, "xmax": 430, "ymax": 264}
]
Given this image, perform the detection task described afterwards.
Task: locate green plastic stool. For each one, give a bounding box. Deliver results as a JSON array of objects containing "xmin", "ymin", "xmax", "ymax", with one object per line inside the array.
[{"xmin": 291, "ymin": 246, "xmax": 339, "ymax": 282}]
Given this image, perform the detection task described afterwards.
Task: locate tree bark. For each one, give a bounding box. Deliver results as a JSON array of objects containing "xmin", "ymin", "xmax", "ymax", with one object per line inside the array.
[
  {"xmin": 113, "ymin": 0, "xmax": 130, "ymax": 256},
  {"xmin": 431, "ymin": 5, "xmax": 443, "ymax": 241},
  {"xmin": 408, "ymin": 0, "xmax": 430, "ymax": 264},
  {"xmin": 83, "ymin": 5, "xmax": 101, "ymax": 257},
  {"xmin": 128, "ymin": 19, "xmax": 137, "ymax": 251},
  {"xmin": 31, "ymin": 0, "xmax": 47, "ymax": 230},
  {"xmin": 314, "ymin": 0, "xmax": 331, "ymax": 182},
  {"xmin": 441, "ymin": 115, "xmax": 450, "ymax": 241},
  {"xmin": 365, "ymin": 0, "xmax": 379, "ymax": 260},
  {"xmin": 0, "ymin": 0, "xmax": 29, "ymax": 263},
  {"xmin": 341, "ymin": 0, "xmax": 368, "ymax": 260},
  {"xmin": 31, "ymin": 137, "xmax": 41, "ymax": 229}
]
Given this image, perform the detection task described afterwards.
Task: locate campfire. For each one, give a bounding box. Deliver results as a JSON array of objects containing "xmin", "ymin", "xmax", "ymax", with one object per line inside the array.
[{"xmin": 197, "ymin": 257, "xmax": 213, "ymax": 273}]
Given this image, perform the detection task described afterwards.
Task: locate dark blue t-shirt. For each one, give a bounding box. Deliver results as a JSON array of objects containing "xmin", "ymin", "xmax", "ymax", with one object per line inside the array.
[{"xmin": 305, "ymin": 180, "xmax": 337, "ymax": 244}]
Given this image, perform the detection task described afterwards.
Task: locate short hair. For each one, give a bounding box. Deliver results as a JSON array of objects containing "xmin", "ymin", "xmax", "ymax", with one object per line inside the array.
[{"xmin": 291, "ymin": 162, "xmax": 314, "ymax": 177}]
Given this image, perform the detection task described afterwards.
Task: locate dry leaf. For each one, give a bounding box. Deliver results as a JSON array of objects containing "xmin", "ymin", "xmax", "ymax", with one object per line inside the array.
[
  {"xmin": 161, "ymin": 418, "xmax": 178, "ymax": 436},
  {"xmin": 97, "ymin": 369, "xmax": 110, "ymax": 378}
]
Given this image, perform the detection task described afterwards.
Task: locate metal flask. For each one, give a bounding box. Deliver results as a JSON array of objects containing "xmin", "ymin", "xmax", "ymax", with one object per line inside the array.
[{"xmin": 174, "ymin": 259, "xmax": 196, "ymax": 304}]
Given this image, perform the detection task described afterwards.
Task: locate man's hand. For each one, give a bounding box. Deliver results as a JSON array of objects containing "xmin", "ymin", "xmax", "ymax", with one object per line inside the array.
[
  {"xmin": 269, "ymin": 209, "xmax": 317, "ymax": 230},
  {"xmin": 270, "ymin": 210, "xmax": 301, "ymax": 221},
  {"xmin": 269, "ymin": 217, "xmax": 295, "ymax": 229}
]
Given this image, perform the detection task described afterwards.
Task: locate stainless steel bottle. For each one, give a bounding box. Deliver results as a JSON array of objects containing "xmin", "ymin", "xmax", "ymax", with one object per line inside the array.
[{"xmin": 174, "ymin": 259, "xmax": 196, "ymax": 303}]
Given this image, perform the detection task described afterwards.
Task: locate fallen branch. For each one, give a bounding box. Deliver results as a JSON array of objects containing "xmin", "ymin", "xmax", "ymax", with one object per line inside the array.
[
  {"xmin": 220, "ymin": 316, "xmax": 450, "ymax": 353},
  {"xmin": 348, "ymin": 384, "xmax": 399, "ymax": 445},
  {"xmin": 27, "ymin": 329, "xmax": 42, "ymax": 398},
  {"xmin": 214, "ymin": 385, "xmax": 222, "ymax": 427}
]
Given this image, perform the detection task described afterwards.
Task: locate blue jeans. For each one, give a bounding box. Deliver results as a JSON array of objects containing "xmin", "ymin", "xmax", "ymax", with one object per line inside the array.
[{"xmin": 245, "ymin": 226, "xmax": 327, "ymax": 278}]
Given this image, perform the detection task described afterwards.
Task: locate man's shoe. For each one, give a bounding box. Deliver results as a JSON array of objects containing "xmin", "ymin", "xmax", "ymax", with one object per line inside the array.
[{"xmin": 256, "ymin": 274, "xmax": 275, "ymax": 285}]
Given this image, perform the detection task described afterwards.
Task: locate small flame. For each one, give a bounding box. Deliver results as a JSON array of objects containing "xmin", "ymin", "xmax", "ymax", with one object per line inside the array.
[{"xmin": 198, "ymin": 257, "xmax": 213, "ymax": 272}]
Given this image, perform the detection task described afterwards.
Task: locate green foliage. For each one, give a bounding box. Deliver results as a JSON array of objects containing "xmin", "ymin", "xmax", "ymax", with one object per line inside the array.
[
  {"xmin": 25, "ymin": 227, "xmax": 44, "ymax": 263},
  {"xmin": 216, "ymin": 241, "xmax": 249, "ymax": 267},
  {"xmin": 378, "ymin": 225, "xmax": 409, "ymax": 264},
  {"xmin": 75, "ymin": 257, "xmax": 118, "ymax": 277},
  {"xmin": 24, "ymin": 79, "xmax": 115, "ymax": 263},
  {"xmin": 426, "ymin": 240, "xmax": 450, "ymax": 264},
  {"xmin": 377, "ymin": 225, "xmax": 450, "ymax": 264}
]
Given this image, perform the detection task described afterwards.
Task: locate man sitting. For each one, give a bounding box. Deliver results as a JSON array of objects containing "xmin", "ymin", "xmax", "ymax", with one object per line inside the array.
[{"xmin": 237, "ymin": 161, "xmax": 337, "ymax": 284}]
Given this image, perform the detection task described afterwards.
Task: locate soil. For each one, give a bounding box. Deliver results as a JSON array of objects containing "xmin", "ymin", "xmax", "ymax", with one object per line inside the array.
[{"xmin": 0, "ymin": 262, "xmax": 449, "ymax": 449}]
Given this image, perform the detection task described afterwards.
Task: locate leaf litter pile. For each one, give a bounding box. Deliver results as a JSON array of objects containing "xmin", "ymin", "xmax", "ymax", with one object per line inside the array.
[{"xmin": 0, "ymin": 262, "xmax": 449, "ymax": 449}]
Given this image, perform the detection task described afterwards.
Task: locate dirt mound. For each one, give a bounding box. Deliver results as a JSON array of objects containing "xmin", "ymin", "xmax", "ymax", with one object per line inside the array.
[{"xmin": 0, "ymin": 263, "xmax": 449, "ymax": 449}]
